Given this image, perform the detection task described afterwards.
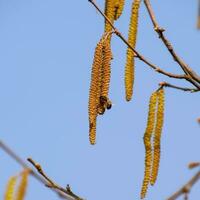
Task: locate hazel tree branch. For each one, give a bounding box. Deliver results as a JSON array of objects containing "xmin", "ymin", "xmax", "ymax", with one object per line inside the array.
[
  {"xmin": 166, "ymin": 170, "xmax": 200, "ymax": 200},
  {"xmin": 27, "ymin": 158, "xmax": 84, "ymax": 200},
  {"xmin": 0, "ymin": 140, "xmax": 83, "ymax": 200},
  {"xmin": 144, "ymin": 0, "xmax": 200, "ymax": 90},
  {"xmin": 88, "ymin": 0, "xmax": 187, "ymax": 80},
  {"xmin": 159, "ymin": 82, "xmax": 199, "ymax": 92}
]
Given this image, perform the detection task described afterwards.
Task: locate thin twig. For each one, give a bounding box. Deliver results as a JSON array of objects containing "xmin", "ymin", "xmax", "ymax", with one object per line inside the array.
[
  {"xmin": 27, "ymin": 158, "xmax": 84, "ymax": 200},
  {"xmin": 88, "ymin": 0, "xmax": 186, "ymax": 80},
  {"xmin": 166, "ymin": 170, "xmax": 200, "ymax": 200},
  {"xmin": 159, "ymin": 82, "xmax": 199, "ymax": 92},
  {"xmin": 0, "ymin": 140, "xmax": 82, "ymax": 200},
  {"xmin": 197, "ymin": 0, "xmax": 200, "ymax": 29},
  {"xmin": 144, "ymin": 0, "xmax": 200, "ymax": 89},
  {"xmin": 188, "ymin": 162, "xmax": 200, "ymax": 169}
]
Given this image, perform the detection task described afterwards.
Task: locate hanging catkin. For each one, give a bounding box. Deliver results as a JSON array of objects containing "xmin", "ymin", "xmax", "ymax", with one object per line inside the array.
[
  {"xmin": 114, "ymin": 0, "xmax": 125, "ymax": 20},
  {"xmin": 141, "ymin": 92, "xmax": 157, "ymax": 199},
  {"xmin": 15, "ymin": 169, "xmax": 30, "ymax": 200},
  {"xmin": 89, "ymin": 33, "xmax": 113, "ymax": 144},
  {"xmin": 150, "ymin": 88, "xmax": 165, "ymax": 185},
  {"xmin": 98, "ymin": 34, "xmax": 112, "ymax": 114},
  {"xmin": 104, "ymin": 0, "xmax": 115, "ymax": 33},
  {"xmin": 101, "ymin": 36, "xmax": 112, "ymax": 99},
  {"xmin": 4, "ymin": 176, "xmax": 17, "ymax": 200},
  {"xmin": 125, "ymin": 0, "xmax": 141, "ymax": 101},
  {"xmin": 88, "ymin": 39, "xmax": 103, "ymax": 145}
]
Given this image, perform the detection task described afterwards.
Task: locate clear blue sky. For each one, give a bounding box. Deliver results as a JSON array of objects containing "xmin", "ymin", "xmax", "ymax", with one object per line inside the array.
[{"xmin": 0, "ymin": 0, "xmax": 200, "ymax": 199}]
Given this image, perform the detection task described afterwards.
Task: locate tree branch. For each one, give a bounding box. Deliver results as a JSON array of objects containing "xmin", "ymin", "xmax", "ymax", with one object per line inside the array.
[
  {"xmin": 88, "ymin": 0, "xmax": 186, "ymax": 80},
  {"xmin": 166, "ymin": 170, "xmax": 200, "ymax": 200},
  {"xmin": 27, "ymin": 158, "xmax": 84, "ymax": 200},
  {"xmin": 159, "ymin": 82, "xmax": 199, "ymax": 92},
  {"xmin": 0, "ymin": 140, "xmax": 83, "ymax": 200},
  {"xmin": 144, "ymin": 0, "xmax": 200, "ymax": 89}
]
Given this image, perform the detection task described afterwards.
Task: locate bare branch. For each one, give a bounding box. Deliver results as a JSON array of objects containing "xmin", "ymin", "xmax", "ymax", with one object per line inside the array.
[
  {"xmin": 144, "ymin": 0, "xmax": 200, "ymax": 89},
  {"xmin": 188, "ymin": 162, "xmax": 200, "ymax": 169},
  {"xmin": 166, "ymin": 170, "xmax": 200, "ymax": 200},
  {"xmin": 27, "ymin": 158, "xmax": 84, "ymax": 200},
  {"xmin": 159, "ymin": 82, "xmax": 199, "ymax": 92},
  {"xmin": 88, "ymin": 0, "xmax": 186, "ymax": 80},
  {"xmin": 197, "ymin": 0, "xmax": 200, "ymax": 29},
  {"xmin": 0, "ymin": 140, "xmax": 83, "ymax": 200}
]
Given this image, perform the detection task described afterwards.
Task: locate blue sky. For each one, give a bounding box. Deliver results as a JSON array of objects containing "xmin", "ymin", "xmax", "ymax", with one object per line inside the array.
[{"xmin": 0, "ymin": 0, "xmax": 200, "ymax": 199}]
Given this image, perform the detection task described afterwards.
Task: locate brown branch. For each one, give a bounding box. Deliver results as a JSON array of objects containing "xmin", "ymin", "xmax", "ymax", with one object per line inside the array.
[
  {"xmin": 88, "ymin": 0, "xmax": 186, "ymax": 80},
  {"xmin": 159, "ymin": 82, "xmax": 199, "ymax": 92},
  {"xmin": 27, "ymin": 158, "xmax": 84, "ymax": 200},
  {"xmin": 188, "ymin": 162, "xmax": 200, "ymax": 169},
  {"xmin": 144, "ymin": 0, "xmax": 200, "ymax": 90},
  {"xmin": 0, "ymin": 140, "xmax": 83, "ymax": 200},
  {"xmin": 197, "ymin": 0, "xmax": 200, "ymax": 29},
  {"xmin": 166, "ymin": 170, "xmax": 200, "ymax": 200}
]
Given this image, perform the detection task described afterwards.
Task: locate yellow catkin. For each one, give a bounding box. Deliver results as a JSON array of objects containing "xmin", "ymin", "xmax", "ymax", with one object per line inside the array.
[
  {"xmin": 150, "ymin": 88, "xmax": 165, "ymax": 185},
  {"xmin": 88, "ymin": 39, "xmax": 104, "ymax": 145},
  {"xmin": 141, "ymin": 92, "xmax": 157, "ymax": 199},
  {"xmin": 4, "ymin": 176, "xmax": 17, "ymax": 200},
  {"xmin": 104, "ymin": 0, "xmax": 115, "ymax": 33},
  {"xmin": 114, "ymin": 0, "xmax": 125, "ymax": 20},
  {"xmin": 15, "ymin": 169, "xmax": 30, "ymax": 200},
  {"xmin": 124, "ymin": 0, "xmax": 141, "ymax": 101},
  {"xmin": 101, "ymin": 36, "xmax": 112, "ymax": 99}
]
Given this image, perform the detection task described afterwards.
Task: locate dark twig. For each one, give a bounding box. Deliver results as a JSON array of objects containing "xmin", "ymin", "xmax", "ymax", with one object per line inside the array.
[
  {"xmin": 144, "ymin": 0, "xmax": 200, "ymax": 89},
  {"xmin": 197, "ymin": 0, "xmax": 200, "ymax": 29},
  {"xmin": 27, "ymin": 158, "xmax": 84, "ymax": 200},
  {"xmin": 88, "ymin": 0, "xmax": 186, "ymax": 80},
  {"xmin": 0, "ymin": 140, "xmax": 83, "ymax": 200},
  {"xmin": 159, "ymin": 82, "xmax": 199, "ymax": 92},
  {"xmin": 188, "ymin": 162, "xmax": 200, "ymax": 170},
  {"xmin": 166, "ymin": 170, "xmax": 200, "ymax": 200}
]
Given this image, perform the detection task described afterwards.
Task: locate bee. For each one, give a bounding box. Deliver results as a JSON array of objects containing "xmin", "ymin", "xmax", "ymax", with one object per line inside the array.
[{"xmin": 97, "ymin": 96, "xmax": 112, "ymax": 115}]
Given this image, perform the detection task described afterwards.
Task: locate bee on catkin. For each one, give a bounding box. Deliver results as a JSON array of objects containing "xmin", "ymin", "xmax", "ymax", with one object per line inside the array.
[
  {"xmin": 125, "ymin": 0, "xmax": 141, "ymax": 101},
  {"xmin": 88, "ymin": 39, "xmax": 104, "ymax": 145},
  {"xmin": 150, "ymin": 88, "xmax": 165, "ymax": 186},
  {"xmin": 88, "ymin": 33, "xmax": 113, "ymax": 144},
  {"xmin": 4, "ymin": 176, "xmax": 17, "ymax": 200},
  {"xmin": 15, "ymin": 169, "xmax": 30, "ymax": 200},
  {"xmin": 141, "ymin": 92, "xmax": 157, "ymax": 199},
  {"xmin": 114, "ymin": 0, "xmax": 125, "ymax": 20}
]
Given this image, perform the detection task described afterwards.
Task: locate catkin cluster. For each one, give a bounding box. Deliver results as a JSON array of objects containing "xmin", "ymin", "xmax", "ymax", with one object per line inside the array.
[
  {"xmin": 4, "ymin": 169, "xmax": 30, "ymax": 200},
  {"xmin": 88, "ymin": 34, "xmax": 112, "ymax": 145},
  {"xmin": 125, "ymin": 0, "xmax": 141, "ymax": 101},
  {"xmin": 141, "ymin": 88, "xmax": 165, "ymax": 199}
]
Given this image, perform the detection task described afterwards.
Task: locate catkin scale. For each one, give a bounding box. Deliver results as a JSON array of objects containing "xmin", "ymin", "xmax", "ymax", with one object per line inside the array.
[
  {"xmin": 4, "ymin": 176, "xmax": 17, "ymax": 200},
  {"xmin": 141, "ymin": 92, "xmax": 157, "ymax": 199},
  {"xmin": 125, "ymin": 0, "xmax": 141, "ymax": 101},
  {"xmin": 150, "ymin": 88, "xmax": 165, "ymax": 185},
  {"xmin": 16, "ymin": 169, "xmax": 29, "ymax": 200},
  {"xmin": 88, "ymin": 40, "xmax": 103, "ymax": 145}
]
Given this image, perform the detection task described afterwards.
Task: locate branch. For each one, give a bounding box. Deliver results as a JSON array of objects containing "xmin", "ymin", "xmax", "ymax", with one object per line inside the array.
[
  {"xmin": 159, "ymin": 82, "xmax": 199, "ymax": 92},
  {"xmin": 197, "ymin": 0, "xmax": 200, "ymax": 29},
  {"xmin": 166, "ymin": 170, "xmax": 200, "ymax": 200},
  {"xmin": 0, "ymin": 140, "xmax": 83, "ymax": 200},
  {"xmin": 27, "ymin": 158, "xmax": 84, "ymax": 200},
  {"xmin": 88, "ymin": 0, "xmax": 186, "ymax": 80},
  {"xmin": 144, "ymin": 0, "xmax": 200, "ymax": 89}
]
